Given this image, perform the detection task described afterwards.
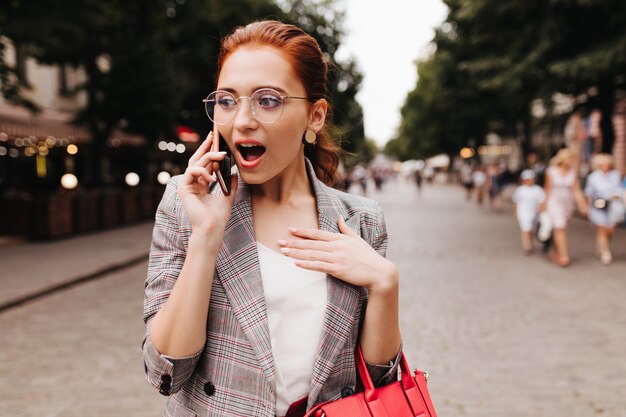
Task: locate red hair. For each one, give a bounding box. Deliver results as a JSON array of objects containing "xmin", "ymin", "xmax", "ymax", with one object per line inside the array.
[{"xmin": 217, "ymin": 20, "xmax": 341, "ymax": 185}]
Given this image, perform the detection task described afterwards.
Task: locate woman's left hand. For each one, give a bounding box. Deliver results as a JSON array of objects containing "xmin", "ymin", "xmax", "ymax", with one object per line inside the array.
[{"xmin": 277, "ymin": 218, "xmax": 398, "ymax": 293}]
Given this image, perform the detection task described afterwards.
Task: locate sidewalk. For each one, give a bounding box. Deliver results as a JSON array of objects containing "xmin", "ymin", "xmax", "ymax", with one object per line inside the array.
[{"xmin": 0, "ymin": 222, "xmax": 154, "ymax": 310}]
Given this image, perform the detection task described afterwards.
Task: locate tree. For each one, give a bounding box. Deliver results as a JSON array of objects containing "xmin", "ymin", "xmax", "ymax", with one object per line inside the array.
[
  {"xmin": 3, "ymin": 0, "xmax": 186, "ymax": 185},
  {"xmin": 544, "ymin": 0, "xmax": 626, "ymax": 153},
  {"xmin": 2, "ymin": 0, "xmax": 366, "ymax": 185},
  {"xmin": 391, "ymin": 0, "xmax": 626, "ymax": 162}
]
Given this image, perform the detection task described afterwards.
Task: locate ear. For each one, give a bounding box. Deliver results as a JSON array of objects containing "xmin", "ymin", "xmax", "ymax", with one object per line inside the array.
[{"xmin": 307, "ymin": 99, "xmax": 328, "ymax": 133}]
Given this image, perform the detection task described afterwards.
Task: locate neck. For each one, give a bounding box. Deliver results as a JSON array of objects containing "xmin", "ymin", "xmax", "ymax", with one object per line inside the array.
[{"xmin": 250, "ymin": 156, "xmax": 314, "ymax": 204}]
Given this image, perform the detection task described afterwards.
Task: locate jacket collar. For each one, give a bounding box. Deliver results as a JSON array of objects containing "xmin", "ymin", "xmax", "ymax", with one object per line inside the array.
[{"xmin": 214, "ymin": 158, "xmax": 361, "ymax": 401}]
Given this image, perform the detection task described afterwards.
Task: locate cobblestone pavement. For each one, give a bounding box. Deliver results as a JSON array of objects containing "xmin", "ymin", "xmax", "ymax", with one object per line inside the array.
[
  {"xmin": 379, "ymin": 179, "xmax": 626, "ymax": 417},
  {"xmin": 1, "ymin": 179, "xmax": 625, "ymax": 417}
]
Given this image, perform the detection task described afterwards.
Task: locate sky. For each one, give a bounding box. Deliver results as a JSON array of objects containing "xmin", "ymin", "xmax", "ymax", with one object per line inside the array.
[{"xmin": 335, "ymin": 0, "xmax": 448, "ymax": 147}]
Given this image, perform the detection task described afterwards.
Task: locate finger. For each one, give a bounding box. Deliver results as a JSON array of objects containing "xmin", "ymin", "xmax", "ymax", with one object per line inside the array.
[
  {"xmin": 293, "ymin": 259, "xmax": 335, "ymax": 274},
  {"xmin": 182, "ymin": 166, "xmax": 214, "ymax": 186},
  {"xmin": 193, "ymin": 150, "xmax": 227, "ymax": 168},
  {"xmin": 277, "ymin": 238, "xmax": 332, "ymax": 252},
  {"xmin": 288, "ymin": 227, "xmax": 341, "ymax": 242},
  {"xmin": 337, "ymin": 217, "xmax": 358, "ymax": 237},
  {"xmin": 188, "ymin": 132, "xmax": 213, "ymax": 166},
  {"xmin": 279, "ymin": 247, "xmax": 335, "ymax": 263}
]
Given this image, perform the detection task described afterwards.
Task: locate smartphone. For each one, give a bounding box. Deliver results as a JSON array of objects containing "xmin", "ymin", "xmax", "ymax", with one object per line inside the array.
[{"xmin": 211, "ymin": 125, "xmax": 232, "ymax": 195}]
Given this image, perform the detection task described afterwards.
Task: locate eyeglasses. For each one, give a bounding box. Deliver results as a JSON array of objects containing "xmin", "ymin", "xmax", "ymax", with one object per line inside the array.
[{"xmin": 203, "ymin": 88, "xmax": 309, "ymax": 125}]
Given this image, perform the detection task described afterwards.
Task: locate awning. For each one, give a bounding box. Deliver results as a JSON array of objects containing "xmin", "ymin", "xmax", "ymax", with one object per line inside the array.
[
  {"xmin": 0, "ymin": 108, "xmax": 91, "ymax": 144},
  {"xmin": 0, "ymin": 106, "xmax": 146, "ymax": 146}
]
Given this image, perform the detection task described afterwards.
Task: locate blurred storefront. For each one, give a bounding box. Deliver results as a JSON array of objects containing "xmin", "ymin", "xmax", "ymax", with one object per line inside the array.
[{"xmin": 0, "ymin": 40, "xmax": 169, "ymax": 240}]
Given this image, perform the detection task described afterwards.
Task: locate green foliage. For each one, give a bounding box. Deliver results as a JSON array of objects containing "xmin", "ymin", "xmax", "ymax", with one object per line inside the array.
[
  {"xmin": 1, "ymin": 0, "xmax": 367, "ymax": 177},
  {"xmin": 1, "ymin": 0, "xmax": 367, "ymax": 182},
  {"xmin": 389, "ymin": 0, "xmax": 626, "ymax": 161}
]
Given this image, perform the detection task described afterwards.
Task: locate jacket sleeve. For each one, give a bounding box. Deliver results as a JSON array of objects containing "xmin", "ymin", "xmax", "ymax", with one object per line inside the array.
[
  {"xmin": 142, "ymin": 177, "xmax": 202, "ymax": 396},
  {"xmin": 364, "ymin": 201, "xmax": 402, "ymax": 387}
]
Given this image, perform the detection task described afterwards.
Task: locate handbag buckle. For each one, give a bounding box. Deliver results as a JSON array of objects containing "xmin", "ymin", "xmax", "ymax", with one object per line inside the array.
[{"xmin": 416, "ymin": 369, "xmax": 429, "ymax": 381}]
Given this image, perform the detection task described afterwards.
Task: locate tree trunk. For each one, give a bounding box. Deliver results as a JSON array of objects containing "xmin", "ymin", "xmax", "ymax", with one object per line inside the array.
[
  {"xmin": 598, "ymin": 81, "xmax": 615, "ymax": 154},
  {"xmin": 520, "ymin": 114, "xmax": 533, "ymax": 160},
  {"xmin": 83, "ymin": 57, "xmax": 111, "ymax": 187}
]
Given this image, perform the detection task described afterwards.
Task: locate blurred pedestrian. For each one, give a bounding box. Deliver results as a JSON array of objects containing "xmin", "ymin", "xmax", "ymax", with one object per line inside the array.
[
  {"xmin": 460, "ymin": 164, "xmax": 473, "ymax": 200},
  {"xmin": 424, "ymin": 166, "xmax": 435, "ymax": 183},
  {"xmin": 512, "ymin": 170, "xmax": 545, "ymax": 255},
  {"xmin": 486, "ymin": 163, "xmax": 504, "ymax": 211},
  {"xmin": 414, "ymin": 169, "xmax": 423, "ymax": 195},
  {"xmin": 472, "ymin": 166, "xmax": 487, "ymax": 206},
  {"xmin": 142, "ymin": 21, "xmax": 401, "ymax": 417},
  {"xmin": 352, "ymin": 164, "xmax": 368, "ymax": 195},
  {"xmin": 544, "ymin": 148, "xmax": 588, "ymax": 267},
  {"xmin": 584, "ymin": 153, "xmax": 624, "ymax": 265}
]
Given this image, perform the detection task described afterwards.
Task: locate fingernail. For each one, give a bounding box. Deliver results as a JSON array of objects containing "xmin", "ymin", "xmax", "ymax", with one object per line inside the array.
[
  {"xmin": 277, "ymin": 239, "xmax": 287, "ymax": 245},
  {"xmin": 280, "ymin": 247, "xmax": 290, "ymax": 254},
  {"xmin": 218, "ymin": 151, "xmax": 227, "ymax": 155},
  {"xmin": 288, "ymin": 227, "xmax": 298, "ymax": 233}
]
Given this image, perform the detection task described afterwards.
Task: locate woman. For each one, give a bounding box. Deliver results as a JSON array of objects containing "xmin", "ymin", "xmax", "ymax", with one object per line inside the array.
[
  {"xmin": 142, "ymin": 21, "xmax": 402, "ymax": 417},
  {"xmin": 544, "ymin": 148, "xmax": 587, "ymax": 266},
  {"xmin": 584, "ymin": 153, "xmax": 624, "ymax": 265}
]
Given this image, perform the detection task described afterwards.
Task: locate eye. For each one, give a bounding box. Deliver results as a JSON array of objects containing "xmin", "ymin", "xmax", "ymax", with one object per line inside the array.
[
  {"xmin": 255, "ymin": 91, "xmax": 282, "ymax": 109},
  {"xmin": 216, "ymin": 94, "xmax": 237, "ymax": 109}
]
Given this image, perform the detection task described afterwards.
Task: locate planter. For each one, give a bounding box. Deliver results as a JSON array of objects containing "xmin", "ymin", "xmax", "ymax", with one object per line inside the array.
[
  {"xmin": 0, "ymin": 195, "xmax": 32, "ymax": 236},
  {"xmin": 30, "ymin": 194, "xmax": 73, "ymax": 240},
  {"xmin": 99, "ymin": 189, "xmax": 121, "ymax": 228},
  {"xmin": 120, "ymin": 189, "xmax": 139, "ymax": 224},
  {"xmin": 73, "ymin": 190, "xmax": 100, "ymax": 233}
]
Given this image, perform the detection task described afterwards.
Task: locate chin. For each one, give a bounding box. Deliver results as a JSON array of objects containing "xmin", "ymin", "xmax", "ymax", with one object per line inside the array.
[{"xmin": 237, "ymin": 168, "xmax": 268, "ymax": 185}]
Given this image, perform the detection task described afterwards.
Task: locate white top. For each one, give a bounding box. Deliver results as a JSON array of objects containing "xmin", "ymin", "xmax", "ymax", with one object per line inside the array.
[
  {"xmin": 257, "ymin": 242, "xmax": 328, "ymax": 416},
  {"xmin": 513, "ymin": 184, "xmax": 545, "ymax": 218},
  {"xmin": 472, "ymin": 171, "xmax": 486, "ymax": 187},
  {"xmin": 584, "ymin": 170, "xmax": 623, "ymax": 200}
]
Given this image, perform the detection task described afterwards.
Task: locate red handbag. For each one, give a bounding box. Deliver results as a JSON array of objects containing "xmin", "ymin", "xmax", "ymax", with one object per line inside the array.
[{"xmin": 304, "ymin": 346, "xmax": 438, "ymax": 417}]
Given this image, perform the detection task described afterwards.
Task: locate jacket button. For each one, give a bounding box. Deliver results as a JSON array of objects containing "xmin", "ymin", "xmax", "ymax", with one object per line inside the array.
[
  {"xmin": 341, "ymin": 387, "xmax": 354, "ymax": 398},
  {"xmin": 159, "ymin": 383, "xmax": 171, "ymax": 396},
  {"xmin": 159, "ymin": 374, "xmax": 172, "ymax": 396},
  {"xmin": 204, "ymin": 381, "xmax": 216, "ymax": 396}
]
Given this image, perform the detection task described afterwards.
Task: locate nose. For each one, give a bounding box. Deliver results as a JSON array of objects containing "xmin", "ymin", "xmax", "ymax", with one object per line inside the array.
[{"xmin": 232, "ymin": 97, "xmax": 258, "ymax": 131}]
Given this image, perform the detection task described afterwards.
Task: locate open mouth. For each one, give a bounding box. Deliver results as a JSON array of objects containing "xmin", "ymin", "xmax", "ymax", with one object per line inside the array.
[{"xmin": 237, "ymin": 143, "xmax": 266, "ymax": 162}]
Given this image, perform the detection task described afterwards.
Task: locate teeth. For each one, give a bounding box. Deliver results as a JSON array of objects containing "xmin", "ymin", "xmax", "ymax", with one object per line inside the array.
[{"xmin": 240, "ymin": 143, "xmax": 260, "ymax": 148}]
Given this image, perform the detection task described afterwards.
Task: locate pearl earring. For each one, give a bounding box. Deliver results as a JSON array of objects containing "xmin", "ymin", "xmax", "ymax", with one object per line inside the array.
[{"xmin": 303, "ymin": 130, "xmax": 317, "ymax": 145}]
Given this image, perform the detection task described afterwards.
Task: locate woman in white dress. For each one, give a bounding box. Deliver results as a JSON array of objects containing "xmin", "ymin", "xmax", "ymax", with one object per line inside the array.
[
  {"xmin": 544, "ymin": 148, "xmax": 588, "ymax": 266},
  {"xmin": 584, "ymin": 153, "xmax": 624, "ymax": 265}
]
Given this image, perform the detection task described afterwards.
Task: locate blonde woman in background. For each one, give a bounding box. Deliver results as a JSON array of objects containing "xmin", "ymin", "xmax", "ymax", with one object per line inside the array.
[
  {"xmin": 544, "ymin": 148, "xmax": 588, "ymax": 266},
  {"xmin": 584, "ymin": 153, "xmax": 624, "ymax": 265}
]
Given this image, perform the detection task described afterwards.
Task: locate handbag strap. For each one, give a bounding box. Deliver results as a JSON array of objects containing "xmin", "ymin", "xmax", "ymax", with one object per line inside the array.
[{"xmin": 355, "ymin": 345, "xmax": 417, "ymax": 403}]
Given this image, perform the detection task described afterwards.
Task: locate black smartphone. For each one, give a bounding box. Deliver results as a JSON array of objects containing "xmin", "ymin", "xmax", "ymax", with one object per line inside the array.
[{"xmin": 211, "ymin": 125, "xmax": 232, "ymax": 195}]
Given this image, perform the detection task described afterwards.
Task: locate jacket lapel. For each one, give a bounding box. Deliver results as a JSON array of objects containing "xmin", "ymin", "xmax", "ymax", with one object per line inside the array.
[
  {"xmin": 214, "ymin": 176, "xmax": 277, "ymax": 387},
  {"xmin": 213, "ymin": 160, "xmax": 362, "ymax": 403},
  {"xmin": 305, "ymin": 161, "xmax": 362, "ymax": 407}
]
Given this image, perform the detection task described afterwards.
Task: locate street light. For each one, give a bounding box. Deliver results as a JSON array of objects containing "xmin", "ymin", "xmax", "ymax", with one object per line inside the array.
[
  {"xmin": 157, "ymin": 171, "xmax": 171, "ymax": 185},
  {"xmin": 61, "ymin": 173, "xmax": 78, "ymax": 190},
  {"xmin": 125, "ymin": 172, "xmax": 140, "ymax": 187},
  {"xmin": 460, "ymin": 147, "xmax": 474, "ymax": 159}
]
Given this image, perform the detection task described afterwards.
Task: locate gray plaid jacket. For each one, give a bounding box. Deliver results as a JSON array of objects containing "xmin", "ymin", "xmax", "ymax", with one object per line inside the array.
[{"xmin": 143, "ymin": 160, "xmax": 400, "ymax": 417}]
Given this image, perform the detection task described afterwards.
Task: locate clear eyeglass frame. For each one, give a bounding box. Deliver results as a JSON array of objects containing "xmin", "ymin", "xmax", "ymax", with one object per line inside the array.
[{"xmin": 203, "ymin": 88, "xmax": 310, "ymax": 125}]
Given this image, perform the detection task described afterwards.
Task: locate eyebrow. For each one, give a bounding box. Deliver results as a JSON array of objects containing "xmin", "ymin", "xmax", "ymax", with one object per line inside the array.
[{"xmin": 217, "ymin": 86, "xmax": 289, "ymax": 95}]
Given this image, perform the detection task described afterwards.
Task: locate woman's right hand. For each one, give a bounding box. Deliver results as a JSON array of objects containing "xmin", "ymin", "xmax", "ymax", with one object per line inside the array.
[{"xmin": 178, "ymin": 132, "xmax": 238, "ymax": 240}]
